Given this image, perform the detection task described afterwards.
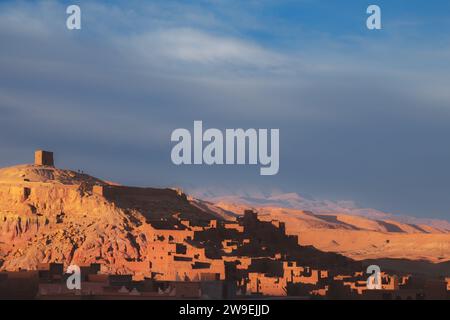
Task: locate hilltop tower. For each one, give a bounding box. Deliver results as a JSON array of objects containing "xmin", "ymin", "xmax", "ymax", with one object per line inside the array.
[{"xmin": 34, "ymin": 150, "xmax": 54, "ymax": 166}]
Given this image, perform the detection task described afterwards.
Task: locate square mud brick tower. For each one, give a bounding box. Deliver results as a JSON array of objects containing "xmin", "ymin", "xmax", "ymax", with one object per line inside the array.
[{"xmin": 34, "ymin": 150, "xmax": 54, "ymax": 166}]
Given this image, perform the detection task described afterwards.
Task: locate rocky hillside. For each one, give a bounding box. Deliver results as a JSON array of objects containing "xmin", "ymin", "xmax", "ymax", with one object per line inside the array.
[
  {"xmin": 0, "ymin": 164, "xmax": 228, "ymax": 272},
  {"xmin": 1, "ymin": 161, "xmax": 448, "ymax": 275}
]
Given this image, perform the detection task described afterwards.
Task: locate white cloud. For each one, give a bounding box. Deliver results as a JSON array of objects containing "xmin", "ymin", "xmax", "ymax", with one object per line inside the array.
[{"xmin": 121, "ymin": 27, "xmax": 288, "ymax": 74}]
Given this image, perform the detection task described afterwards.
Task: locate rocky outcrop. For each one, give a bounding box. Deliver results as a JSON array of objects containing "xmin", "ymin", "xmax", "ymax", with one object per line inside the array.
[{"xmin": 0, "ymin": 164, "xmax": 227, "ymax": 274}]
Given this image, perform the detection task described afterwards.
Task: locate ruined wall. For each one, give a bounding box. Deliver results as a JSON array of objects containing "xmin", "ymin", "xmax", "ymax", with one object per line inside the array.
[
  {"xmin": 93, "ymin": 185, "xmax": 186, "ymax": 201},
  {"xmin": 248, "ymin": 272, "xmax": 286, "ymax": 296},
  {"xmin": 92, "ymin": 184, "xmax": 216, "ymax": 222}
]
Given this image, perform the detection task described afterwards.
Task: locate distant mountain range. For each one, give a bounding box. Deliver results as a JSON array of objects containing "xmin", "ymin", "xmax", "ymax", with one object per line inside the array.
[
  {"xmin": 193, "ymin": 190, "xmax": 450, "ymax": 231},
  {"xmin": 189, "ymin": 190, "xmax": 450, "ymax": 263}
]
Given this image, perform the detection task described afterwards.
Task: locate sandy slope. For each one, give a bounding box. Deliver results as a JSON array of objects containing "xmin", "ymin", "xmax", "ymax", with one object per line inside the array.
[{"xmin": 213, "ymin": 202, "xmax": 450, "ymax": 263}]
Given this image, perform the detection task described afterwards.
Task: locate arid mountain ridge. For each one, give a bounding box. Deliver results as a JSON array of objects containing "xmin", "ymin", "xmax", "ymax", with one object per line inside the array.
[
  {"xmin": 202, "ymin": 194, "xmax": 450, "ymax": 263},
  {"xmin": 0, "ymin": 156, "xmax": 449, "ymax": 276},
  {"xmin": 200, "ymin": 192, "xmax": 450, "ymax": 231}
]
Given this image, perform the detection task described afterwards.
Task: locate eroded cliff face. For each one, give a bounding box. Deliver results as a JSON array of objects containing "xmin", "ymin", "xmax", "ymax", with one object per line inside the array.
[
  {"xmin": 0, "ymin": 164, "xmax": 221, "ymax": 274},
  {"xmin": 0, "ymin": 185, "xmax": 141, "ymax": 272}
]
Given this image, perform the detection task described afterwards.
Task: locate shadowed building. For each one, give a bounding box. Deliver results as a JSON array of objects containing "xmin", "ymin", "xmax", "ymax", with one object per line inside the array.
[{"xmin": 34, "ymin": 150, "xmax": 54, "ymax": 166}]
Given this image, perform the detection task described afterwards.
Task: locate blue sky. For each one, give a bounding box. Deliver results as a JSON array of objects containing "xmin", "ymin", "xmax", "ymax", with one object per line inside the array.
[{"xmin": 1, "ymin": 0, "xmax": 450, "ymax": 220}]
